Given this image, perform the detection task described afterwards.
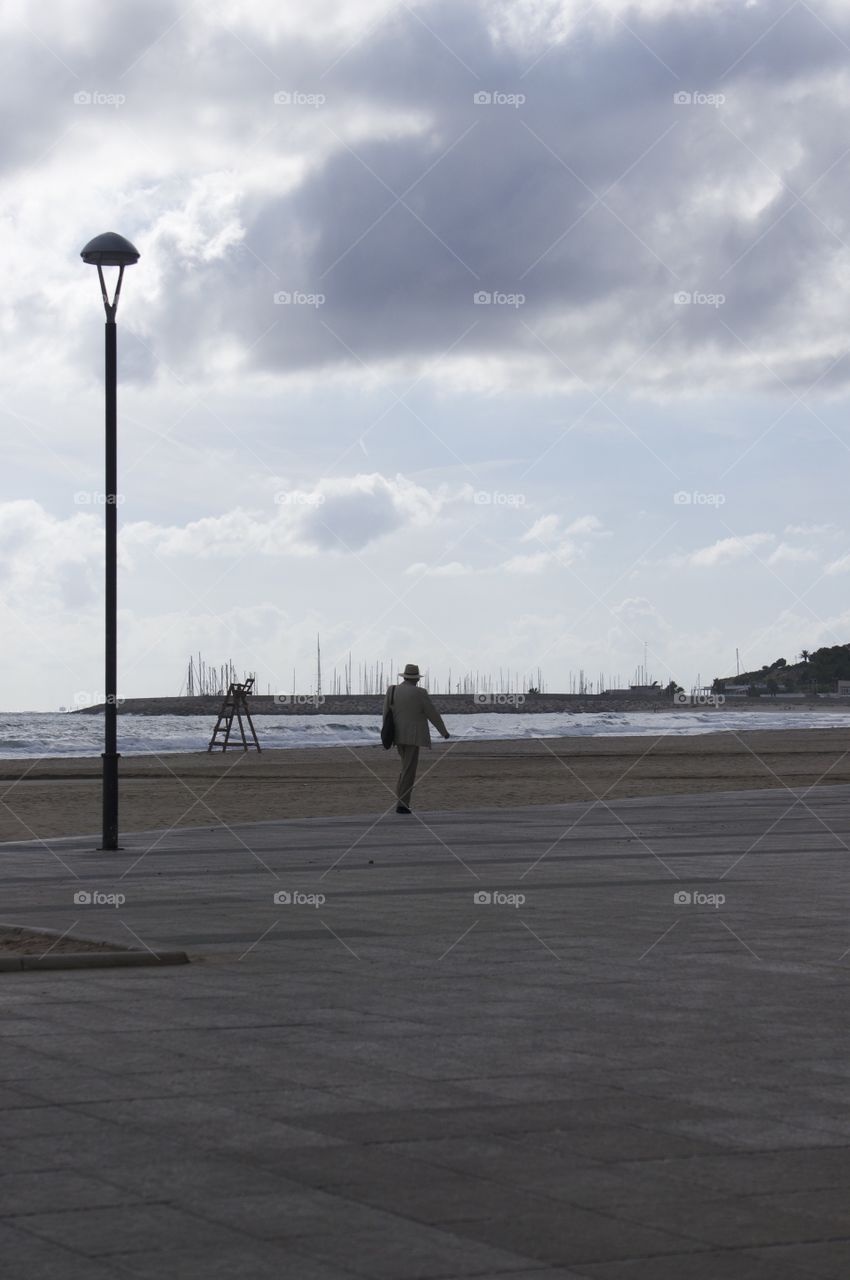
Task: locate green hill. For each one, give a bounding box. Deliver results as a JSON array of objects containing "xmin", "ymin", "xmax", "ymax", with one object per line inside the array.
[{"xmin": 715, "ymin": 644, "xmax": 850, "ymax": 694}]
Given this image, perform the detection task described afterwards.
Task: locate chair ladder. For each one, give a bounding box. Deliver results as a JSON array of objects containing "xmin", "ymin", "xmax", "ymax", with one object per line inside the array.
[{"xmin": 208, "ymin": 677, "xmax": 261, "ymax": 752}]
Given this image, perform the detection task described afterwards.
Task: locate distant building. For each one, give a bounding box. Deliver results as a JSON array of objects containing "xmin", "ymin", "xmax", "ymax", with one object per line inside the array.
[
  {"xmin": 723, "ymin": 685, "xmax": 749, "ymax": 695},
  {"xmin": 836, "ymin": 681, "xmax": 850, "ymax": 696},
  {"xmin": 629, "ymin": 684, "xmax": 661, "ymax": 695}
]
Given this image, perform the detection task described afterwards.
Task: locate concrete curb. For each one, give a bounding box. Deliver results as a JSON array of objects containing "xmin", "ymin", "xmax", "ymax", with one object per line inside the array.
[
  {"xmin": 0, "ymin": 950, "xmax": 189, "ymax": 971},
  {"xmin": 0, "ymin": 922, "xmax": 190, "ymax": 971}
]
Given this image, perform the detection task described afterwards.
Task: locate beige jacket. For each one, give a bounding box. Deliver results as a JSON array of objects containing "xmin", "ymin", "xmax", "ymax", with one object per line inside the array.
[{"xmin": 383, "ymin": 681, "xmax": 449, "ymax": 748}]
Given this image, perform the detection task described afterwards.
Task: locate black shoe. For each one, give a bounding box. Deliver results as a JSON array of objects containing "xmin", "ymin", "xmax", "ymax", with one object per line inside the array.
[{"xmin": 395, "ymin": 805, "xmax": 411, "ymax": 814}]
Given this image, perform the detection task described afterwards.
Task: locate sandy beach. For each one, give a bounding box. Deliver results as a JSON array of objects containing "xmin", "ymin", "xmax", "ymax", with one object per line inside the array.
[{"xmin": 1, "ymin": 726, "xmax": 849, "ymax": 842}]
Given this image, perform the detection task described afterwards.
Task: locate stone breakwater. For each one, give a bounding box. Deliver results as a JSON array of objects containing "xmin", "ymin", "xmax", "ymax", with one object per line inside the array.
[{"xmin": 71, "ymin": 693, "xmax": 830, "ymax": 717}]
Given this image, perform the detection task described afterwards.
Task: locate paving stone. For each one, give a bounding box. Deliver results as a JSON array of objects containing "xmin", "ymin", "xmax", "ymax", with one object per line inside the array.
[
  {"xmin": 740, "ymin": 1241, "xmax": 850, "ymax": 1279},
  {"xmin": 289, "ymin": 1215, "xmax": 543, "ymax": 1278},
  {"xmin": 1, "ymin": 789, "xmax": 849, "ymax": 1277},
  {"xmin": 110, "ymin": 1242, "xmax": 363, "ymax": 1279},
  {"xmin": 444, "ymin": 1205, "xmax": 700, "ymax": 1266},
  {"xmin": 0, "ymin": 1170, "xmax": 142, "ymax": 1217},
  {"xmin": 12, "ymin": 1205, "xmax": 256, "ymax": 1257},
  {"xmin": 0, "ymin": 1221, "xmax": 120, "ymax": 1280},
  {"xmin": 608, "ymin": 1147, "xmax": 850, "ymax": 1196},
  {"xmin": 579, "ymin": 1249, "xmax": 809, "ymax": 1278}
]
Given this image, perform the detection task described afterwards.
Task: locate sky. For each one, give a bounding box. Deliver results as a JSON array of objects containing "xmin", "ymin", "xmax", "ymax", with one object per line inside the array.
[{"xmin": 4, "ymin": 0, "xmax": 850, "ymax": 709}]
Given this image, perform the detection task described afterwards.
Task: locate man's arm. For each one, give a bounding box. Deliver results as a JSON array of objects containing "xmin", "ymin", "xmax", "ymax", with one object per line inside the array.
[{"xmin": 422, "ymin": 690, "xmax": 449, "ymax": 738}]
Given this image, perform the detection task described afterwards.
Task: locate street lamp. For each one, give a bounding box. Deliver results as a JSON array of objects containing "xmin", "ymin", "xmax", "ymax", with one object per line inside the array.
[{"xmin": 80, "ymin": 231, "xmax": 140, "ymax": 851}]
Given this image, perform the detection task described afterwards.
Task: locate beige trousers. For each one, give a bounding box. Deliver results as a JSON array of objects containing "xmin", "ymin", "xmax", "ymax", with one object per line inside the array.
[{"xmin": 395, "ymin": 744, "xmax": 420, "ymax": 808}]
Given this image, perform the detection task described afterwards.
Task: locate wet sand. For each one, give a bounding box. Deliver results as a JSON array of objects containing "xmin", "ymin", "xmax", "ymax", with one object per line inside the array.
[{"xmin": 1, "ymin": 727, "xmax": 849, "ymax": 842}]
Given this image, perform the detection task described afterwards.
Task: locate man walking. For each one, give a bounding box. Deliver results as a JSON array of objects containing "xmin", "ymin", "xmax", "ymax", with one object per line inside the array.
[{"xmin": 384, "ymin": 663, "xmax": 450, "ymax": 814}]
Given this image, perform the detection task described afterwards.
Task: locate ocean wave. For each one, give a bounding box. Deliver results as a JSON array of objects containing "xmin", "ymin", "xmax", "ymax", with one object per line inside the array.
[{"xmin": 0, "ymin": 709, "xmax": 848, "ymax": 758}]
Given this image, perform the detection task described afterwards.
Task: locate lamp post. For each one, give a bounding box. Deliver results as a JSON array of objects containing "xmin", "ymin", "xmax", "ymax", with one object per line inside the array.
[{"xmin": 80, "ymin": 232, "xmax": 140, "ymax": 851}]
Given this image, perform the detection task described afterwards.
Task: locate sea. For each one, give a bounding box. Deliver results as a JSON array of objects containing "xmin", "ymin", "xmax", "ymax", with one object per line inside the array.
[{"xmin": 0, "ymin": 709, "xmax": 849, "ymax": 759}]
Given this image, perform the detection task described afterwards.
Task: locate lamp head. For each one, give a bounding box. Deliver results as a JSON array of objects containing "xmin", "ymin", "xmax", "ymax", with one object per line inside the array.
[{"xmin": 80, "ymin": 232, "xmax": 140, "ymax": 268}]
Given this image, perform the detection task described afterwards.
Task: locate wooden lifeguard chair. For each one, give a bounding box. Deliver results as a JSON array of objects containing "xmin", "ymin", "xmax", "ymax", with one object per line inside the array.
[{"xmin": 208, "ymin": 676, "xmax": 261, "ymax": 752}]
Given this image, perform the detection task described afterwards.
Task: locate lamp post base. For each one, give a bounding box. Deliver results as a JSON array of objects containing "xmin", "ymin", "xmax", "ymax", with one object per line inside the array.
[{"xmin": 100, "ymin": 750, "xmax": 121, "ymax": 851}]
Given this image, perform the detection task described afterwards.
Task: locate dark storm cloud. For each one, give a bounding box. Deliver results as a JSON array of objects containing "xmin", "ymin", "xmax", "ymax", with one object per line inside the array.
[
  {"xmin": 298, "ymin": 485, "xmax": 404, "ymax": 550},
  {"xmin": 13, "ymin": 1, "xmax": 850, "ymax": 392}
]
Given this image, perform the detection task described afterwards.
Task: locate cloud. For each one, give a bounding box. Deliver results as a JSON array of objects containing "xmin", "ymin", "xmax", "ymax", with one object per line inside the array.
[
  {"xmin": 520, "ymin": 514, "xmax": 561, "ymax": 543},
  {"xmin": 825, "ymin": 552, "xmax": 850, "ymax": 575},
  {"xmin": 784, "ymin": 522, "xmax": 841, "ymax": 536},
  {"xmin": 404, "ymin": 560, "xmax": 471, "ymax": 577},
  {"xmin": 502, "ymin": 549, "xmax": 555, "ymax": 575},
  {"xmin": 767, "ymin": 542, "xmax": 818, "ymax": 565},
  {"xmin": 8, "ymin": 2, "xmax": 850, "ymax": 396},
  {"xmin": 506, "ymin": 511, "xmax": 609, "ymax": 572},
  {"xmin": 677, "ymin": 532, "xmax": 775, "ymax": 568},
  {"xmin": 0, "ymin": 500, "xmax": 102, "ymax": 609},
  {"xmin": 125, "ymin": 472, "xmax": 447, "ymax": 558}
]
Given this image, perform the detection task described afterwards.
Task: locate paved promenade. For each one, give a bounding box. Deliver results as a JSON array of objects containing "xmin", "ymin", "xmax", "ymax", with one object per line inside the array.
[{"xmin": 1, "ymin": 785, "xmax": 849, "ymax": 1278}]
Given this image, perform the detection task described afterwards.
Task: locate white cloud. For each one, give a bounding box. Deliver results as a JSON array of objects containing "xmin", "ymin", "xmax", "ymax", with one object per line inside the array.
[
  {"xmin": 126, "ymin": 472, "xmax": 447, "ymax": 559},
  {"xmin": 825, "ymin": 553, "xmax": 850, "ymax": 575},
  {"xmin": 784, "ymin": 522, "xmax": 841, "ymax": 535},
  {"xmin": 678, "ymin": 533, "xmax": 775, "ymax": 568},
  {"xmin": 502, "ymin": 550, "xmax": 557, "ymax": 575},
  {"xmin": 768, "ymin": 543, "xmax": 818, "ymax": 565},
  {"xmin": 404, "ymin": 560, "xmax": 471, "ymax": 577},
  {"xmin": 564, "ymin": 515, "xmax": 607, "ymax": 536},
  {"xmin": 521, "ymin": 514, "xmax": 561, "ymax": 543}
]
